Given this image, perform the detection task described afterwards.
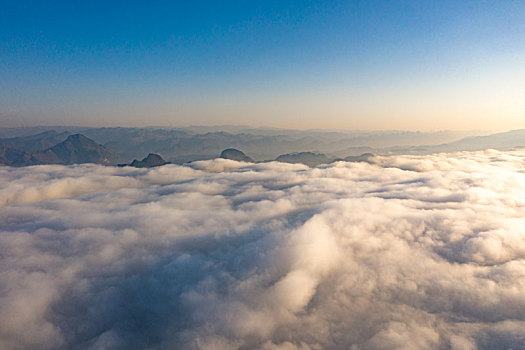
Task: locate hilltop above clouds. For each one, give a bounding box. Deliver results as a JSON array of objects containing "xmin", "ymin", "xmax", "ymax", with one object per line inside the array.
[
  {"xmin": 0, "ymin": 127, "xmax": 508, "ymax": 166},
  {"xmin": 1, "ymin": 150, "xmax": 525, "ymax": 349},
  {"xmin": 2, "ymin": 127, "xmax": 525, "ymax": 167}
]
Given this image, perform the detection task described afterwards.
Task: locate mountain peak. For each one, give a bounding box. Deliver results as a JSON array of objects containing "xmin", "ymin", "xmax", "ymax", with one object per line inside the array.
[
  {"xmin": 128, "ymin": 153, "xmax": 169, "ymax": 168},
  {"xmin": 343, "ymin": 153, "xmax": 375, "ymax": 163},
  {"xmin": 220, "ymin": 148, "xmax": 254, "ymax": 162},
  {"xmin": 275, "ymin": 152, "xmax": 329, "ymax": 167},
  {"xmin": 31, "ymin": 133, "xmax": 117, "ymax": 165},
  {"xmin": 65, "ymin": 134, "xmax": 97, "ymax": 146}
]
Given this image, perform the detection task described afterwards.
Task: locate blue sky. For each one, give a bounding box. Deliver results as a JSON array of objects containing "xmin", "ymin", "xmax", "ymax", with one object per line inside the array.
[{"xmin": 1, "ymin": 0, "xmax": 524, "ymax": 130}]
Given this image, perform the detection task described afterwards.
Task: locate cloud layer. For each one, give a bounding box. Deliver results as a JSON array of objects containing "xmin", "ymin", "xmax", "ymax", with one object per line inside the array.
[{"xmin": 1, "ymin": 150, "xmax": 525, "ymax": 349}]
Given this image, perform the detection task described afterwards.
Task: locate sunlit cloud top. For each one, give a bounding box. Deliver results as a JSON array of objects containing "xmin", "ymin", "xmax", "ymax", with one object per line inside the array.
[{"xmin": 2, "ymin": 150, "xmax": 525, "ymax": 348}]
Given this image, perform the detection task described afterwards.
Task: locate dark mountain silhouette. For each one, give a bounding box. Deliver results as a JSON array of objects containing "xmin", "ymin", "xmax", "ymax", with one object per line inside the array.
[
  {"xmin": 125, "ymin": 153, "xmax": 169, "ymax": 168},
  {"xmin": 343, "ymin": 153, "xmax": 375, "ymax": 163},
  {"xmin": 220, "ymin": 148, "xmax": 254, "ymax": 162},
  {"xmin": 275, "ymin": 152, "xmax": 330, "ymax": 167},
  {"xmin": 30, "ymin": 134, "xmax": 117, "ymax": 165}
]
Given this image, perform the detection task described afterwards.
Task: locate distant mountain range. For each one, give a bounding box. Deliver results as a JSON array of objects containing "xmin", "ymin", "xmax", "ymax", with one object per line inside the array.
[
  {"xmin": 0, "ymin": 127, "xmax": 524, "ymax": 167},
  {"xmin": 0, "ymin": 130, "xmax": 71, "ymax": 152},
  {"xmin": 1, "ymin": 134, "xmax": 117, "ymax": 166},
  {"xmin": 0, "ymin": 126, "xmax": 485, "ymax": 162}
]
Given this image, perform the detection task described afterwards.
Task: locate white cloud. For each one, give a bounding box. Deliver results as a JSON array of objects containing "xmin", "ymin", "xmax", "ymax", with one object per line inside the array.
[{"xmin": 1, "ymin": 150, "xmax": 525, "ymax": 349}]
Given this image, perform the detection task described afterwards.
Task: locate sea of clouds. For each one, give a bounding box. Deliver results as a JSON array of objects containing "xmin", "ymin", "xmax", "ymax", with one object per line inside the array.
[{"xmin": 1, "ymin": 150, "xmax": 525, "ymax": 349}]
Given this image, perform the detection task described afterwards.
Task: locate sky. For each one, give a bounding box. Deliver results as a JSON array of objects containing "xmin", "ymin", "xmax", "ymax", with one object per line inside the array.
[{"xmin": 1, "ymin": 0, "xmax": 524, "ymax": 131}]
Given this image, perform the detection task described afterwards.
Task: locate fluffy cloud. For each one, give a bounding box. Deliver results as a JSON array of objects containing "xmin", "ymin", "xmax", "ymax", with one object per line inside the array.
[{"xmin": 1, "ymin": 150, "xmax": 525, "ymax": 349}]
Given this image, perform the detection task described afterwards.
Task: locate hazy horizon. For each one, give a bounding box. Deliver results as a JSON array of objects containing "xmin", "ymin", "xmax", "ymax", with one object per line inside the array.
[{"xmin": 0, "ymin": 122, "xmax": 499, "ymax": 133}]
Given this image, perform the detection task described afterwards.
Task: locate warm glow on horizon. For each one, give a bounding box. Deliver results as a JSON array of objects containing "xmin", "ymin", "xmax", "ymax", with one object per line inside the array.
[{"xmin": 1, "ymin": 1, "xmax": 523, "ymax": 131}]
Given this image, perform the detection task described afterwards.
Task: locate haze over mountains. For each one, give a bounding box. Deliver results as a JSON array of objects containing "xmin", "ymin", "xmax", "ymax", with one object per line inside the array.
[{"xmin": 1, "ymin": 126, "xmax": 525, "ymax": 167}]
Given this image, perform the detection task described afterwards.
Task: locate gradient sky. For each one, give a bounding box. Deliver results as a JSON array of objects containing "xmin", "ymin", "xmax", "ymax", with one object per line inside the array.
[{"xmin": 1, "ymin": 0, "xmax": 524, "ymax": 131}]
